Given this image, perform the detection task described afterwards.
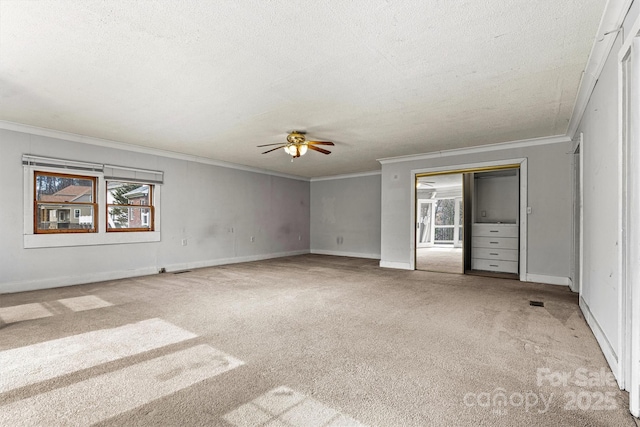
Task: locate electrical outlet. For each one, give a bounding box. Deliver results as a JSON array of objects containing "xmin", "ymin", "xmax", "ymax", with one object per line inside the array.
[
  {"xmin": 181, "ymin": 239, "xmax": 187, "ymax": 246},
  {"xmin": 298, "ymin": 234, "xmax": 301, "ymax": 241},
  {"xmin": 250, "ymin": 236, "xmax": 255, "ymax": 242},
  {"xmin": 527, "ymin": 207, "xmax": 532, "ymax": 214}
]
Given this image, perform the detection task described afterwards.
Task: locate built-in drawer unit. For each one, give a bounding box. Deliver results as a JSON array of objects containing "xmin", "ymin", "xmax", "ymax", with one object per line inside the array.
[
  {"xmin": 472, "ymin": 247, "xmax": 519, "ymax": 262},
  {"xmin": 471, "ymin": 258, "xmax": 519, "ymax": 274},
  {"xmin": 471, "ymin": 223, "xmax": 519, "ymax": 274},
  {"xmin": 472, "ymin": 224, "xmax": 518, "ymax": 238},
  {"xmin": 472, "ymin": 236, "xmax": 519, "ymax": 250}
]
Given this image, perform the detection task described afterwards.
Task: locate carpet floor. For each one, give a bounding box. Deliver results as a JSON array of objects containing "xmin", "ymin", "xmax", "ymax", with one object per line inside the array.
[
  {"xmin": 0, "ymin": 254, "xmax": 636, "ymax": 426},
  {"xmin": 416, "ymin": 247, "xmax": 463, "ymax": 274}
]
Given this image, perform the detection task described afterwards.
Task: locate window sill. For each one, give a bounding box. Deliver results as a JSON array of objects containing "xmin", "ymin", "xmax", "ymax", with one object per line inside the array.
[{"xmin": 24, "ymin": 231, "xmax": 161, "ymax": 249}]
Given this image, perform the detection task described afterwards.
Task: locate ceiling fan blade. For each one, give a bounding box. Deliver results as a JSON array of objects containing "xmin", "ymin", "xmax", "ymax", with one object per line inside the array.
[
  {"xmin": 262, "ymin": 145, "xmax": 287, "ymax": 154},
  {"xmin": 308, "ymin": 145, "xmax": 331, "ymax": 155},
  {"xmin": 257, "ymin": 142, "xmax": 287, "ymax": 147},
  {"xmin": 307, "ymin": 141, "xmax": 334, "ymax": 146}
]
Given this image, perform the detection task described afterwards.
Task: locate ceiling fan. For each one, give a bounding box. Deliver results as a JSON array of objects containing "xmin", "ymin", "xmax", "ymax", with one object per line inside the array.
[{"xmin": 258, "ymin": 131, "xmax": 334, "ymax": 160}]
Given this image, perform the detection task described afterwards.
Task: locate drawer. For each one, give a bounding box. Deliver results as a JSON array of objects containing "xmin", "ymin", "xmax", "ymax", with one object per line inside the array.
[
  {"xmin": 472, "ymin": 258, "xmax": 519, "ymax": 274},
  {"xmin": 472, "ymin": 248, "xmax": 519, "ymax": 262},
  {"xmin": 472, "ymin": 236, "xmax": 519, "ymax": 250},
  {"xmin": 473, "ymin": 224, "xmax": 519, "ymax": 238}
]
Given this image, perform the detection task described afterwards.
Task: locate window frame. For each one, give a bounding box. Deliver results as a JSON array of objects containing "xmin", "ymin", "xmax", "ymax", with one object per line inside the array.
[
  {"xmin": 33, "ymin": 171, "xmax": 98, "ymax": 234},
  {"xmin": 106, "ymin": 181, "xmax": 155, "ymax": 232},
  {"xmin": 23, "ymin": 156, "xmax": 163, "ymax": 249}
]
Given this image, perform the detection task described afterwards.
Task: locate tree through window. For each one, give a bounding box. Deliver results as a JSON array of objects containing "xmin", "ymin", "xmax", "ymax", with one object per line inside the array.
[{"xmin": 106, "ymin": 181, "xmax": 154, "ymax": 231}]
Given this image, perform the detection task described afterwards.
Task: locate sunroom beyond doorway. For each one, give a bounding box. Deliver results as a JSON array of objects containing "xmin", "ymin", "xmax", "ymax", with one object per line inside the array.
[{"xmin": 416, "ymin": 173, "xmax": 463, "ymax": 274}]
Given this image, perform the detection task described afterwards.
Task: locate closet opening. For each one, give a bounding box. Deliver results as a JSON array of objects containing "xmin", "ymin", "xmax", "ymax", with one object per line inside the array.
[{"xmin": 415, "ymin": 164, "xmax": 521, "ymax": 279}]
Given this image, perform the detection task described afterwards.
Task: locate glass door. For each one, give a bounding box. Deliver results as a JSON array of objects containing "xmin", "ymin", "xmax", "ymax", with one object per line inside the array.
[
  {"xmin": 417, "ymin": 199, "xmax": 434, "ymax": 247},
  {"xmin": 430, "ymin": 197, "xmax": 463, "ymax": 246}
]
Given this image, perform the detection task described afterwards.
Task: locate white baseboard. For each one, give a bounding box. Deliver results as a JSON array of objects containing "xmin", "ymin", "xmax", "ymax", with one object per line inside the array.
[
  {"xmin": 526, "ymin": 273, "xmax": 571, "ymax": 286},
  {"xmin": 1, "ymin": 267, "xmax": 159, "ymax": 294},
  {"xmin": 310, "ymin": 249, "xmax": 380, "ymax": 259},
  {"xmin": 162, "ymin": 250, "xmax": 310, "ymax": 272},
  {"xmin": 1, "ymin": 250, "xmax": 310, "ymax": 294},
  {"xmin": 379, "ymin": 260, "xmax": 413, "ymax": 270},
  {"xmin": 579, "ymin": 296, "xmax": 621, "ymax": 387}
]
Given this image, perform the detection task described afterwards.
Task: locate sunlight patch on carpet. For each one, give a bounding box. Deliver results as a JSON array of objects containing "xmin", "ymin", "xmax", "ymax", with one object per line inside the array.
[
  {"xmin": 223, "ymin": 386, "xmax": 367, "ymax": 427},
  {"xmin": 0, "ymin": 303, "xmax": 52, "ymax": 324},
  {"xmin": 57, "ymin": 295, "xmax": 113, "ymax": 311},
  {"xmin": 0, "ymin": 344, "xmax": 244, "ymax": 426},
  {"xmin": 0, "ymin": 318, "xmax": 197, "ymax": 393}
]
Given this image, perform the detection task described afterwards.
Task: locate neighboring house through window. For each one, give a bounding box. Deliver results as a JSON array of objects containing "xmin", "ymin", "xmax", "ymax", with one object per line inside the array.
[
  {"xmin": 106, "ymin": 181, "xmax": 154, "ymax": 231},
  {"xmin": 34, "ymin": 171, "xmax": 97, "ymax": 233},
  {"xmin": 23, "ymin": 155, "xmax": 163, "ymax": 248}
]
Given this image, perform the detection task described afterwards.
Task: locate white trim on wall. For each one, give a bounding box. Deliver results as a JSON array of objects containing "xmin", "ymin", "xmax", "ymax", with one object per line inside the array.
[
  {"xmin": 378, "ymin": 135, "xmax": 569, "ymax": 165},
  {"xmin": 1, "ymin": 120, "xmax": 309, "ymax": 182},
  {"xmin": 567, "ymin": 0, "xmax": 634, "ymax": 138},
  {"xmin": 525, "ymin": 274, "xmax": 571, "ymax": 287},
  {"xmin": 161, "ymin": 250, "xmax": 310, "ymax": 274},
  {"xmin": 1, "ymin": 250, "xmax": 310, "ymax": 294},
  {"xmin": 310, "ymin": 171, "xmax": 381, "ymax": 182},
  {"xmin": 570, "ymin": 133, "xmax": 583, "ymax": 294},
  {"xmin": 580, "ymin": 297, "xmax": 620, "ymax": 384},
  {"xmin": 618, "ymin": 26, "xmax": 640, "ymax": 417},
  {"xmin": 1, "ymin": 266, "xmax": 160, "ymax": 294},
  {"xmin": 379, "ymin": 261, "xmax": 412, "ymax": 270},
  {"xmin": 310, "ymin": 249, "xmax": 380, "ymax": 259}
]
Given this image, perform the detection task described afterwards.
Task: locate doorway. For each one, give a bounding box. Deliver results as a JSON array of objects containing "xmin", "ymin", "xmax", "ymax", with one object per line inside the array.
[
  {"xmin": 413, "ymin": 162, "xmax": 525, "ymax": 279},
  {"xmin": 415, "ymin": 173, "xmax": 464, "ymax": 274}
]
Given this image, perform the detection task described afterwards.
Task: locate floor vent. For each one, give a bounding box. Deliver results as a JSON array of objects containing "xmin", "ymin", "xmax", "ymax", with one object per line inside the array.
[
  {"xmin": 173, "ymin": 271, "xmax": 191, "ymax": 275},
  {"xmin": 529, "ymin": 300, "xmax": 544, "ymax": 307}
]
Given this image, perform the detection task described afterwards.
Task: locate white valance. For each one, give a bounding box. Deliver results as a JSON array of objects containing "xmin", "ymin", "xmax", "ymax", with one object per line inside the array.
[
  {"xmin": 103, "ymin": 165, "xmax": 164, "ymax": 185},
  {"xmin": 22, "ymin": 155, "xmax": 164, "ymax": 184},
  {"xmin": 22, "ymin": 155, "xmax": 103, "ymax": 172}
]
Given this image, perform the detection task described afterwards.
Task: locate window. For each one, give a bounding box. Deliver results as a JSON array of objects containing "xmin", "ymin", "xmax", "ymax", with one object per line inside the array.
[
  {"xmin": 24, "ymin": 155, "xmax": 163, "ymax": 248},
  {"xmin": 34, "ymin": 171, "xmax": 97, "ymax": 233},
  {"xmin": 106, "ymin": 181, "xmax": 154, "ymax": 231}
]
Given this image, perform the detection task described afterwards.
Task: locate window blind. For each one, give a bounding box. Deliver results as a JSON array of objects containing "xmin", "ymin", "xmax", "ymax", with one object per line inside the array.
[
  {"xmin": 22, "ymin": 155, "xmax": 103, "ymax": 172},
  {"xmin": 103, "ymin": 165, "xmax": 164, "ymax": 185},
  {"xmin": 23, "ymin": 155, "xmax": 164, "ymax": 184}
]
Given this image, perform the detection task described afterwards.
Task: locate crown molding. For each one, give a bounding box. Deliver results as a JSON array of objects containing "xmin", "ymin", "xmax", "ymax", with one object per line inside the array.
[
  {"xmin": 310, "ymin": 170, "xmax": 381, "ymax": 182},
  {"xmin": 567, "ymin": 0, "xmax": 634, "ymax": 138},
  {"xmin": 0, "ymin": 120, "xmax": 310, "ymax": 182},
  {"xmin": 377, "ymin": 134, "xmax": 571, "ymax": 165}
]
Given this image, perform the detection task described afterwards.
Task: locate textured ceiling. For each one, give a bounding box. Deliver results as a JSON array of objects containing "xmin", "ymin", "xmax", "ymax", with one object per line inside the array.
[{"xmin": 0, "ymin": 1, "xmax": 607, "ymax": 177}]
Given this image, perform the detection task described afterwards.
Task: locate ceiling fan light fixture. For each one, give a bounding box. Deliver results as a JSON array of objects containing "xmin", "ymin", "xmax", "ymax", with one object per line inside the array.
[{"xmin": 259, "ymin": 131, "xmax": 333, "ymax": 159}]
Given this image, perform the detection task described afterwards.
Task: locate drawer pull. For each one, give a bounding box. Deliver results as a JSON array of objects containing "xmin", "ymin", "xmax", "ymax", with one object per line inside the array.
[
  {"xmin": 490, "ymin": 253, "xmax": 499, "ymax": 256},
  {"xmin": 490, "ymin": 230, "xmax": 499, "ymax": 233},
  {"xmin": 490, "ymin": 264, "xmax": 499, "ymax": 267},
  {"xmin": 490, "ymin": 242, "xmax": 499, "ymax": 244}
]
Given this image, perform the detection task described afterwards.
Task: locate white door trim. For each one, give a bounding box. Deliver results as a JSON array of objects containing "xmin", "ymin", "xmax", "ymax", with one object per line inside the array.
[
  {"xmin": 570, "ymin": 137, "xmax": 583, "ymax": 294},
  {"xmin": 618, "ymin": 24, "xmax": 640, "ymax": 418}
]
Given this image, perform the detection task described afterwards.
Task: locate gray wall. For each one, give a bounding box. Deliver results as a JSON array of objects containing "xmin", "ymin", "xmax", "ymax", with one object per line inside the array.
[
  {"xmin": 310, "ymin": 174, "xmax": 381, "ymax": 259},
  {"xmin": 380, "ymin": 141, "xmax": 574, "ymax": 278},
  {"xmin": 474, "ymin": 172, "xmax": 519, "ymax": 223},
  {"xmin": 0, "ymin": 129, "xmax": 310, "ymax": 293}
]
